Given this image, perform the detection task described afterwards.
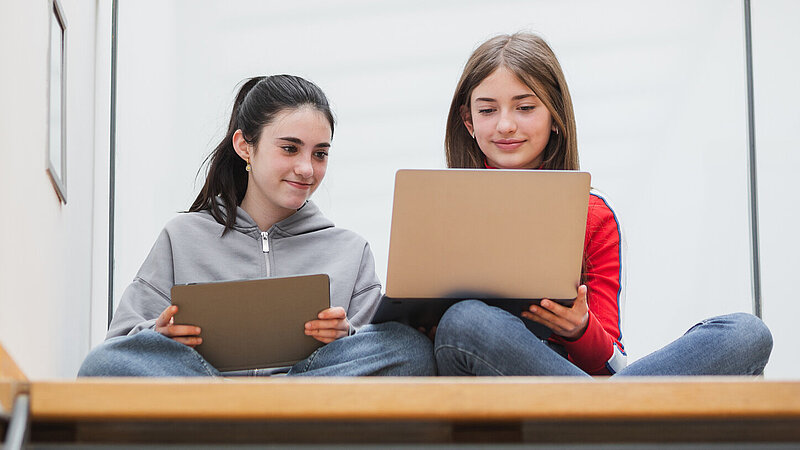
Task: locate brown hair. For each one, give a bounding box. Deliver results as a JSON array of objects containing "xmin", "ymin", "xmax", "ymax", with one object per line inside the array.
[
  {"xmin": 188, "ymin": 75, "xmax": 334, "ymax": 232},
  {"xmin": 445, "ymin": 32, "xmax": 578, "ymax": 170}
]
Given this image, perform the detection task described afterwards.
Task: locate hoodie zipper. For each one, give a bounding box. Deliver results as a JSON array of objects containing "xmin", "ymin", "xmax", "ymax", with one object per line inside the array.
[{"xmin": 261, "ymin": 231, "xmax": 271, "ymax": 277}]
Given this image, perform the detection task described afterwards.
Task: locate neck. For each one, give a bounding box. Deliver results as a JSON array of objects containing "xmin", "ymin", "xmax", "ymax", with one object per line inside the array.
[
  {"xmin": 239, "ymin": 193, "xmax": 295, "ymax": 232},
  {"xmin": 483, "ymin": 156, "xmax": 545, "ymax": 170}
]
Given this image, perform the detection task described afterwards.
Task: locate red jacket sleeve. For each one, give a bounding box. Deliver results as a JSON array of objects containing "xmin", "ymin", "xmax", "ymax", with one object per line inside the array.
[{"xmin": 551, "ymin": 193, "xmax": 626, "ymax": 375}]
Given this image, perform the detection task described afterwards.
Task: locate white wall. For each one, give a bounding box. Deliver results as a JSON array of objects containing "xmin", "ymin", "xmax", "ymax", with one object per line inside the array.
[
  {"xmin": 0, "ymin": 0, "xmax": 106, "ymax": 378},
  {"xmin": 1, "ymin": 0, "xmax": 785, "ymax": 380},
  {"xmin": 111, "ymin": 0, "xmax": 795, "ymax": 376}
]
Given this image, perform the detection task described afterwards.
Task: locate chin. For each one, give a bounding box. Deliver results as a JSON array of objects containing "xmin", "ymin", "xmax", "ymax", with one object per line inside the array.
[
  {"xmin": 287, "ymin": 196, "xmax": 312, "ymax": 210},
  {"xmin": 282, "ymin": 201, "xmax": 306, "ymax": 211},
  {"xmin": 499, "ymin": 155, "xmax": 541, "ymax": 170}
]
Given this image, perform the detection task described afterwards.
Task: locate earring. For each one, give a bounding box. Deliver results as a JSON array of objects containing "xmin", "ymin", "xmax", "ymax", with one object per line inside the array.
[
  {"xmin": 554, "ymin": 128, "xmax": 559, "ymax": 135},
  {"xmin": 471, "ymin": 132, "xmax": 476, "ymax": 139},
  {"xmin": 245, "ymin": 159, "xmax": 251, "ymax": 172}
]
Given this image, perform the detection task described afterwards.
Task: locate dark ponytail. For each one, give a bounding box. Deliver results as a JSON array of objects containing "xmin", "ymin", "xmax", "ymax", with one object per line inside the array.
[{"xmin": 189, "ymin": 75, "xmax": 335, "ymax": 231}]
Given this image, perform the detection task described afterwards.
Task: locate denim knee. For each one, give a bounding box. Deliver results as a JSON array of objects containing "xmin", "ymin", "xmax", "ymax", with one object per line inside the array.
[
  {"xmin": 436, "ymin": 300, "xmax": 497, "ymax": 347},
  {"xmin": 78, "ymin": 336, "xmax": 125, "ymax": 377},
  {"xmin": 725, "ymin": 312, "xmax": 773, "ymax": 364},
  {"xmin": 78, "ymin": 330, "xmax": 217, "ymax": 377},
  {"xmin": 371, "ymin": 321, "xmax": 436, "ymax": 376},
  {"xmin": 695, "ymin": 312, "xmax": 773, "ymax": 375},
  {"xmin": 708, "ymin": 313, "xmax": 772, "ymax": 348}
]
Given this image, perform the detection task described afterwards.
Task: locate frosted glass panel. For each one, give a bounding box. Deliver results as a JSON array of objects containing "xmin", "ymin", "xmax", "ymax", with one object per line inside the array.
[
  {"xmin": 752, "ymin": 0, "xmax": 800, "ymax": 379},
  {"xmin": 115, "ymin": 0, "xmax": 761, "ymax": 368}
]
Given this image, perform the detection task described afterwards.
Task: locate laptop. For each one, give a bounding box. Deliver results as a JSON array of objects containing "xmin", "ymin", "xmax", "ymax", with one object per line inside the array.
[
  {"xmin": 171, "ymin": 274, "xmax": 330, "ymax": 372},
  {"xmin": 370, "ymin": 169, "xmax": 591, "ymax": 336}
]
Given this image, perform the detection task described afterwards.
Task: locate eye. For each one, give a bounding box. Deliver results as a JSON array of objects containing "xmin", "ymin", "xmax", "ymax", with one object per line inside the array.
[
  {"xmin": 313, "ymin": 150, "xmax": 329, "ymax": 160},
  {"xmin": 281, "ymin": 145, "xmax": 298, "ymax": 154},
  {"xmin": 477, "ymin": 108, "xmax": 495, "ymax": 115},
  {"xmin": 519, "ymin": 105, "xmax": 536, "ymax": 111}
]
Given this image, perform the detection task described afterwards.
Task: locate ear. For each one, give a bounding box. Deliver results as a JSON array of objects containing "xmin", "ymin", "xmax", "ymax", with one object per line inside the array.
[
  {"xmin": 460, "ymin": 105, "xmax": 474, "ymax": 136},
  {"xmin": 232, "ymin": 129, "xmax": 251, "ymax": 162},
  {"xmin": 550, "ymin": 117, "xmax": 560, "ymax": 134}
]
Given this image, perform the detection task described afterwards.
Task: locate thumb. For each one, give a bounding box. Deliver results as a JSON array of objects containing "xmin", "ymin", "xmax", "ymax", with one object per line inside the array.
[
  {"xmin": 318, "ymin": 306, "xmax": 346, "ymax": 319},
  {"xmin": 575, "ymin": 285, "xmax": 589, "ymax": 310},
  {"xmin": 156, "ymin": 305, "xmax": 177, "ymax": 328}
]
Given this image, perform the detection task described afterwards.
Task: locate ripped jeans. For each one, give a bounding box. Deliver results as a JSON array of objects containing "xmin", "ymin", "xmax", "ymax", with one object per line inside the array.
[
  {"xmin": 79, "ymin": 321, "xmax": 436, "ymax": 377},
  {"xmin": 434, "ymin": 300, "xmax": 773, "ymax": 377}
]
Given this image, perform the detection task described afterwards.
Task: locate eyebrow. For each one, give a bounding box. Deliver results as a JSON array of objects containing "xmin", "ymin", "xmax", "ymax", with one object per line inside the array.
[
  {"xmin": 475, "ymin": 94, "xmax": 537, "ymax": 102},
  {"xmin": 277, "ymin": 136, "xmax": 331, "ymax": 148}
]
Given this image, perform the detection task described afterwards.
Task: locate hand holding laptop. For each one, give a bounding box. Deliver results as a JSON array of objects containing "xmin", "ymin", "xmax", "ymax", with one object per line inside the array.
[{"xmin": 522, "ymin": 285, "xmax": 590, "ymax": 340}]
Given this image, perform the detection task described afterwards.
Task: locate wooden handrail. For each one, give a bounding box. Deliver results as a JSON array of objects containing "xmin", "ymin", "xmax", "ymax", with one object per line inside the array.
[
  {"xmin": 0, "ymin": 344, "xmax": 27, "ymax": 383},
  {"xmin": 1, "ymin": 343, "xmax": 28, "ymax": 416},
  {"xmin": 28, "ymin": 377, "xmax": 800, "ymax": 421}
]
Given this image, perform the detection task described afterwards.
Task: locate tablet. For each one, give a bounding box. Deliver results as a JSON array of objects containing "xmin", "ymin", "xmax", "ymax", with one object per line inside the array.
[{"xmin": 172, "ymin": 274, "xmax": 330, "ymax": 371}]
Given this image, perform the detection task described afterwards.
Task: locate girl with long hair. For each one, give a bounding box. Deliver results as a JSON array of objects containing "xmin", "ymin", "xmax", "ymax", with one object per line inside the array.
[{"xmin": 435, "ymin": 33, "xmax": 772, "ymax": 377}]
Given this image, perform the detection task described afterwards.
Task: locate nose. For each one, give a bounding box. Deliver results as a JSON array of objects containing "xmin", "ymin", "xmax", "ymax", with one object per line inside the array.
[
  {"xmin": 497, "ymin": 110, "xmax": 516, "ymax": 135},
  {"xmin": 294, "ymin": 156, "xmax": 313, "ymax": 179}
]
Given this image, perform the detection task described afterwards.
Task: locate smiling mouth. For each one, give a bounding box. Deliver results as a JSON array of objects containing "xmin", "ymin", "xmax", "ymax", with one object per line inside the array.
[
  {"xmin": 493, "ymin": 139, "xmax": 526, "ymax": 150},
  {"xmin": 285, "ymin": 180, "xmax": 313, "ymax": 189}
]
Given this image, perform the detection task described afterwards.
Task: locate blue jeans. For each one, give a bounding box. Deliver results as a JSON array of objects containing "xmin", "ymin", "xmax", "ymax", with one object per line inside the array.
[
  {"xmin": 78, "ymin": 322, "xmax": 435, "ymax": 377},
  {"xmin": 434, "ymin": 300, "xmax": 773, "ymax": 377}
]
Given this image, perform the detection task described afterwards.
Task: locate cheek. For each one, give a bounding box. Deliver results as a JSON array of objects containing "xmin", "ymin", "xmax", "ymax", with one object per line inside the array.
[
  {"xmin": 535, "ymin": 111, "xmax": 554, "ymax": 131},
  {"xmin": 517, "ymin": 115, "xmax": 549, "ymax": 140},
  {"xmin": 314, "ymin": 160, "xmax": 328, "ymax": 181},
  {"xmin": 472, "ymin": 115, "xmax": 493, "ymax": 133},
  {"xmin": 305, "ymin": 162, "xmax": 327, "ymax": 196},
  {"xmin": 470, "ymin": 118, "xmax": 493, "ymax": 151},
  {"xmin": 254, "ymin": 151, "xmax": 283, "ymax": 174},
  {"xmin": 275, "ymin": 155, "xmax": 302, "ymax": 177}
]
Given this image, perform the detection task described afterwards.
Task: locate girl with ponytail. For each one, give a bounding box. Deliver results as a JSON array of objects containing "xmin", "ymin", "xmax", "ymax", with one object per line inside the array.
[{"xmin": 79, "ymin": 75, "xmax": 435, "ymax": 377}]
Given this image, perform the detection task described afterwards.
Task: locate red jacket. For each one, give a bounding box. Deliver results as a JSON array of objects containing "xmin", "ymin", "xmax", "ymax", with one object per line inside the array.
[
  {"xmin": 481, "ymin": 162, "xmax": 626, "ymax": 374},
  {"xmin": 550, "ymin": 191, "xmax": 626, "ymax": 375}
]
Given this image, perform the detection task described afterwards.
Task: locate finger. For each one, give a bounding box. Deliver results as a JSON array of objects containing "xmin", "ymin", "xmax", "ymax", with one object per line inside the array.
[
  {"xmin": 305, "ymin": 328, "xmax": 346, "ymax": 340},
  {"xmin": 155, "ymin": 305, "xmax": 178, "ymax": 328},
  {"xmin": 523, "ymin": 305, "xmax": 571, "ymax": 334},
  {"xmin": 172, "ymin": 336, "xmax": 202, "ymax": 346},
  {"xmin": 524, "ymin": 289, "xmax": 590, "ymax": 338},
  {"xmin": 317, "ymin": 306, "xmax": 346, "ymax": 320},
  {"xmin": 522, "ymin": 309, "xmax": 560, "ymax": 331},
  {"xmin": 527, "ymin": 302, "xmax": 563, "ymax": 323},
  {"xmin": 312, "ymin": 335, "xmax": 336, "ymax": 344},
  {"xmin": 305, "ymin": 327, "xmax": 346, "ymax": 338},
  {"xmin": 538, "ymin": 298, "xmax": 570, "ymax": 317},
  {"xmin": 162, "ymin": 324, "xmax": 202, "ymax": 337},
  {"xmin": 537, "ymin": 293, "xmax": 586, "ymax": 326},
  {"xmin": 545, "ymin": 286, "xmax": 589, "ymax": 328},
  {"xmin": 305, "ymin": 319, "xmax": 342, "ymax": 331},
  {"xmin": 539, "ymin": 300, "xmax": 583, "ymax": 332},
  {"xmin": 305, "ymin": 319, "xmax": 348, "ymax": 331}
]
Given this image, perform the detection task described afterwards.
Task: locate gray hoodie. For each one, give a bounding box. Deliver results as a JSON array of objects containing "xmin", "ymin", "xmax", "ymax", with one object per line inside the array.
[{"xmin": 107, "ymin": 201, "xmax": 382, "ymax": 339}]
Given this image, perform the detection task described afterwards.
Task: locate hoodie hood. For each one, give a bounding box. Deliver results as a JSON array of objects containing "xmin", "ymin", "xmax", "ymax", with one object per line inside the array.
[{"xmin": 211, "ymin": 197, "xmax": 335, "ymax": 238}]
